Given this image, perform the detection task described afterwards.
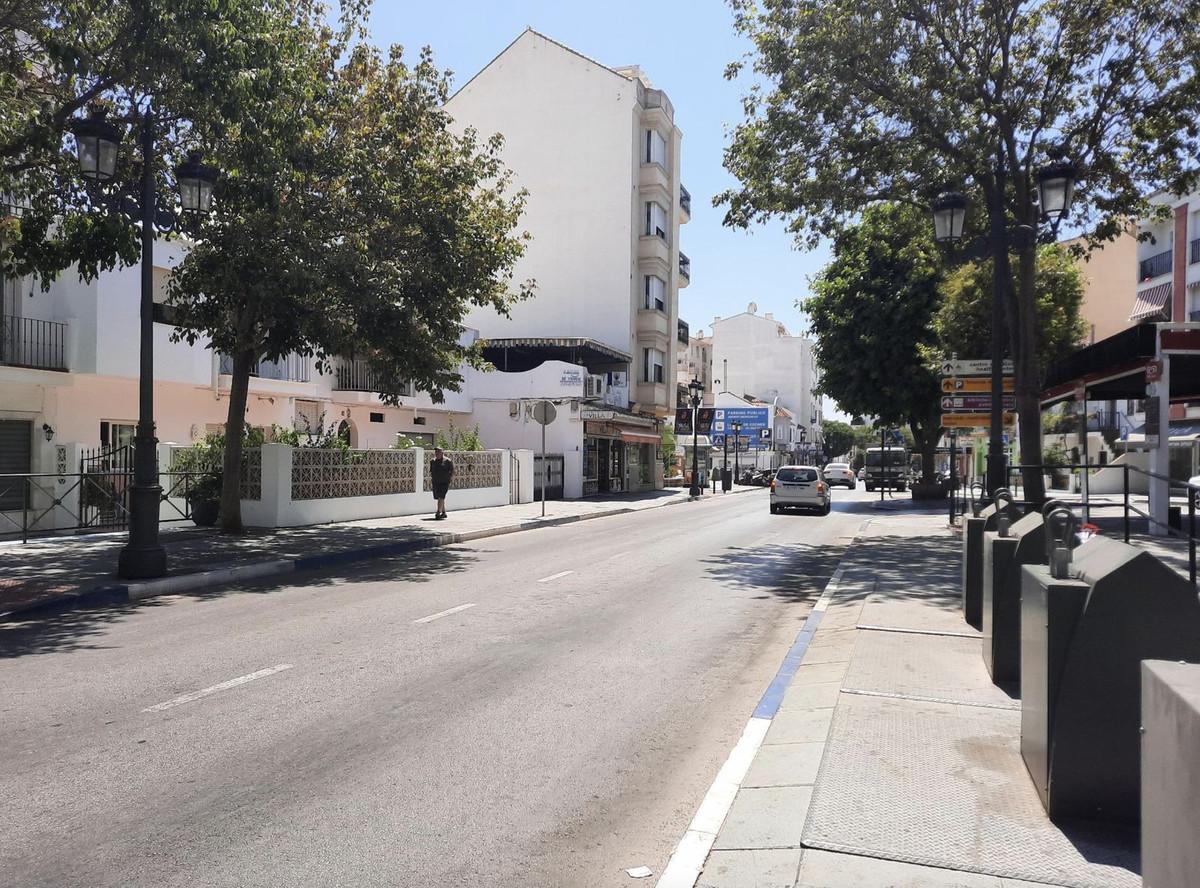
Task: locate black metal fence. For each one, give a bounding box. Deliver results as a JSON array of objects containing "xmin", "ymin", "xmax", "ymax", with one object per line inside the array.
[
  {"xmin": 0, "ymin": 445, "xmax": 209, "ymax": 543},
  {"xmin": 1139, "ymin": 249, "xmax": 1172, "ymax": 281},
  {"xmin": 975, "ymin": 462, "xmax": 1200, "ymax": 587},
  {"xmin": 0, "ymin": 315, "xmax": 68, "ymax": 370}
]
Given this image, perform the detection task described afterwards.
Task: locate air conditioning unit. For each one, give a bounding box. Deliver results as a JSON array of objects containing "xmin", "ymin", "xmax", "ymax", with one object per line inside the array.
[{"xmin": 585, "ymin": 374, "xmax": 607, "ymax": 398}]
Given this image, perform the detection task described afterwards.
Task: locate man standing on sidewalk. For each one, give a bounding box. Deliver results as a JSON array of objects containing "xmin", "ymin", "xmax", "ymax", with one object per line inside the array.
[{"xmin": 430, "ymin": 448, "xmax": 454, "ymax": 520}]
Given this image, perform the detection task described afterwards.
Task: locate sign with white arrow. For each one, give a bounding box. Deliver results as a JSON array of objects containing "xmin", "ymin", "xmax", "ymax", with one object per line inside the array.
[
  {"xmin": 940, "ymin": 358, "xmax": 1014, "ymax": 377},
  {"xmin": 941, "ymin": 394, "xmax": 1016, "ymax": 411}
]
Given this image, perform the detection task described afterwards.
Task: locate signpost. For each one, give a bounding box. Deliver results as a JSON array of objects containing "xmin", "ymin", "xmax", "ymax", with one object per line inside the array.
[
  {"xmin": 941, "ymin": 376, "xmax": 1015, "ymax": 393},
  {"xmin": 531, "ymin": 400, "xmax": 556, "ymax": 517}
]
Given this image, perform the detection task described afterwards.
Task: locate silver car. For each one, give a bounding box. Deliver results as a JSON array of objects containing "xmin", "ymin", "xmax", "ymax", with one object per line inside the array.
[{"xmin": 770, "ymin": 465, "xmax": 831, "ymax": 515}]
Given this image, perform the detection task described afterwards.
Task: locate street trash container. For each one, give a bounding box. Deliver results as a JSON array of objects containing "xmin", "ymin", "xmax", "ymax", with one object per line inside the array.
[
  {"xmin": 1019, "ymin": 537, "xmax": 1200, "ymax": 823},
  {"xmin": 722, "ymin": 468, "xmax": 732, "ymax": 492},
  {"xmin": 982, "ymin": 507, "xmax": 1055, "ymax": 686}
]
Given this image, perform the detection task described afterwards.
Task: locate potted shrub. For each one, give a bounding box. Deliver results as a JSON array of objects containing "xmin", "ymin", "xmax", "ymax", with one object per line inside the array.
[{"xmin": 187, "ymin": 472, "xmax": 222, "ymax": 527}]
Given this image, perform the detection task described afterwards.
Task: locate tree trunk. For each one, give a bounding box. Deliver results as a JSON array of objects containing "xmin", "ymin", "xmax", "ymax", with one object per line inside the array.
[
  {"xmin": 1015, "ymin": 238, "xmax": 1046, "ymax": 505},
  {"xmin": 220, "ymin": 347, "xmax": 255, "ymax": 533},
  {"xmin": 910, "ymin": 420, "xmax": 938, "ymax": 483}
]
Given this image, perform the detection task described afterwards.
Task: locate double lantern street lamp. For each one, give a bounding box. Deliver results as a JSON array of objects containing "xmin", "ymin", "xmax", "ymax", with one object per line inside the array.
[
  {"xmin": 730, "ymin": 420, "xmax": 743, "ymax": 484},
  {"xmin": 71, "ymin": 107, "xmax": 219, "ymax": 579},
  {"xmin": 930, "ymin": 158, "xmax": 1077, "ymax": 497},
  {"xmin": 687, "ymin": 377, "xmax": 704, "ymax": 498}
]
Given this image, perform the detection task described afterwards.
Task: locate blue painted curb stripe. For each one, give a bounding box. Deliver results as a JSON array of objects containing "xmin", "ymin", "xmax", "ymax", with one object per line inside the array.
[
  {"xmin": 293, "ymin": 537, "xmax": 440, "ymax": 571},
  {"xmin": 752, "ymin": 608, "xmax": 826, "ymax": 720}
]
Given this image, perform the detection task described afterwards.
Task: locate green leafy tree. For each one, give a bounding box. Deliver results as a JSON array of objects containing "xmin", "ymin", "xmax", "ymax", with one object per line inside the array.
[
  {"xmin": 821, "ymin": 420, "xmax": 856, "ymax": 461},
  {"xmin": 805, "ymin": 203, "xmax": 944, "ymax": 482},
  {"xmin": 935, "ymin": 245, "xmax": 1086, "ymax": 375},
  {"xmin": 721, "ymin": 0, "xmax": 1200, "ymax": 502},
  {"xmin": 660, "ymin": 422, "xmax": 677, "ymax": 472},
  {"xmin": 168, "ymin": 8, "xmax": 531, "ymax": 531},
  {"xmin": 1, "ymin": 0, "xmax": 292, "ymax": 283}
]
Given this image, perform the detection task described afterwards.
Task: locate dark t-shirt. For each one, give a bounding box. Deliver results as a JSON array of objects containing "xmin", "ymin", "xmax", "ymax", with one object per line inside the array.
[{"xmin": 430, "ymin": 457, "xmax": 455, "ymax": 486}]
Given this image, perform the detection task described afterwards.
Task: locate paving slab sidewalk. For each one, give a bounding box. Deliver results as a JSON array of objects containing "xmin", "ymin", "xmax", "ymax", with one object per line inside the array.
[
  {"xmin": 693, "ymin": 513, "xmax": 1141, "ymax": 888},
  {"xmin": 1, "ymin": 485, "xmax": 762, "ymax": 617}
]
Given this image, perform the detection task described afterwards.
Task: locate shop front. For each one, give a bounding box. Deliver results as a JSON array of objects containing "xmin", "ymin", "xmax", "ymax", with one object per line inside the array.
[{"xmin": 582, "ymin": 410, "xmax": 662, "ymax": 495}]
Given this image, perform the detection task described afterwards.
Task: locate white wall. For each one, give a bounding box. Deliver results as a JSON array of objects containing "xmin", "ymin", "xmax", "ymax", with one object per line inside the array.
[{"xmin": 448, "ymin": 31, "xmax": 638, "ymax": 357}]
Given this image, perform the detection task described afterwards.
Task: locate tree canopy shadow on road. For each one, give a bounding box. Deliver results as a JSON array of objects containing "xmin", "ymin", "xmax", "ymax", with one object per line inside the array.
[
  {"xmin": 0, "ymin": 544, "xmax": 478, "ymax": 659},
  {"xmin": 700, "ymin": 540, "xmax": 847, "ymax": 602}
]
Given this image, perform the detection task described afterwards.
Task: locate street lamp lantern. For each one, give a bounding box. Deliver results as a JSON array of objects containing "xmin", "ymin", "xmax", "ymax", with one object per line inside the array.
[
  {"xmin": 175, "ymin": 151, "xmax": 219, "ymax": 214},
  {"xmin": 71, "ymin": 108, "xmax": 122, "ymax": 182},
  {"xmin": 931, "ymin": 190, "xmax": 968, "ymax": 244},
  {"xmin": 1036, "ymin": 158, "xmax": 1077, "ymax": 222}
]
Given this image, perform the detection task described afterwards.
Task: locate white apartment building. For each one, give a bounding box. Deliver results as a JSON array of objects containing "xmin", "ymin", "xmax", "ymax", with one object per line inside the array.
[
  {"xmin": 675, "ymin": 327, "xmax": 713, "ymax": 407},
  {"xmin": 0, "ymin": 240, "xmax": 472, "ymax": 504},
  {"xmin": 710, "ymin": 305, "xmax": 822, "ymax": 445},
  {"xmin": 446, "ymin": 29, "xmax": 690, "ymax": 494}
]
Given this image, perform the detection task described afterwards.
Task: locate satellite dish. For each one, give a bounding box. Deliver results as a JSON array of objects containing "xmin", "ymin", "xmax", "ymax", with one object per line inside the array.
[{"xmin": 747, "ymin": 302, "xmax": 758, "ymax": 314}]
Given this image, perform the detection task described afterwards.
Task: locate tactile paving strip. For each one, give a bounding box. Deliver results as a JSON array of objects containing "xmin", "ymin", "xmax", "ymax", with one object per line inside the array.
[
  {"xmin": 842, "ymin": 628, "xmax": 1018, "ymax": 709},
  {"xmin": 801, "ymin": 694, "xmax": 1141, "ymax": 888}
]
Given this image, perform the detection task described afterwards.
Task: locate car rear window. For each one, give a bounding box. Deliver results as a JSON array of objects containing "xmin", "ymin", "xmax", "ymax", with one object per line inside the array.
[{"xmin": 776, "ymin": 468, "xmax": 818, "ymax": 482}]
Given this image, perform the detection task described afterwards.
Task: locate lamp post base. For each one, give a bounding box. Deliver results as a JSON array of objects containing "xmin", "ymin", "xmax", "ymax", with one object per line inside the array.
[{"xmin": 118, "ymin": 483, "xmax": 167, "ymax": 579}]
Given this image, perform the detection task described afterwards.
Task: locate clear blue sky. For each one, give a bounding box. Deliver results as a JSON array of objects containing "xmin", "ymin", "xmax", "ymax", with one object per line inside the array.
[{"xmin": 368, "ymin": 0, "xmax": 831, "ymax": 343}]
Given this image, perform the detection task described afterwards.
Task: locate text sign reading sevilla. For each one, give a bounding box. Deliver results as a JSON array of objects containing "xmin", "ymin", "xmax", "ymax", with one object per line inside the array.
[
  {"xmin": 942, "ymin": 377, "xmax": 1014, "ymax": 393},
  {"xmin": 940, "ymin": 359, "xmax": 1014, "ymax": 376}
]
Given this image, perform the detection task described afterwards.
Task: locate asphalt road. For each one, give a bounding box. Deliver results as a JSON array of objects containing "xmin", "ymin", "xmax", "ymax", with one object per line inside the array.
[{"xmin": 0, "ymin": 485, "xmax": 879, "ymax": 887}]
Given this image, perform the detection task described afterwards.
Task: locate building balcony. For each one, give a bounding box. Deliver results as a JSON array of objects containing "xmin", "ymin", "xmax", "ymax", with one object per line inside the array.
[
  {"xmin": 677, "ymin": 317, "xmax": 690, "ymax": 345},
  {"xmin": 679, "ymin": 252, "xmax": 691, "ymax": 287},
  {"xmin": 680, "ymin": 184, "xmax": 691, "ymax": 222},
  {"xmin": 0, "ymin": 315, "xmax": 68, "ymax": 371},
  {"xmin": 219, "ymin": 352, "xmax": 309, "ymax": 382},
  {"xmin": 333, "ymin": 359, "xmax": 414, "ymax": 396},
  {"xmin": 638, "ymin": 233, "xmax": 671, "ymax": 269},
  {"xmin": 1191, "ymin": 237, "xmax": 1200, "ymax": 265},
  {"xmin": 637, "ymin": 308, "xmax": 671, "ymax": 341},
  {"xmin": 1139, "ymin": 249, "xmax": 1172, "ymax": 282},
  {"xmin": 639, "ymin": 161, "xmax": 671, "ymax": 200}
]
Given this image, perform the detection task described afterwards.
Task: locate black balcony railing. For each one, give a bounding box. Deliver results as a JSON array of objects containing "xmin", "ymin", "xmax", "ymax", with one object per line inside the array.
[
  {"xmin": 218, "ymin": 352, "xmax": 309, "ymax": 382},
  {"xmin": 333, "ymin": 360, "xmax": 414, "ymax": 396},
  {"xmin": 0, "ymin": 315, "xmax": 67, "ymax": 370},
  {"xmin": 1139, "ymin": 249, "xmax": 1172, "ymax": 281},
  {"xmin": 680, "ymin": 184, "xmax": 691, "ymax": 216},
  {"xmin": 677, "ymin": 318, "xmax": 690, "ymax": 345},
  {"xmin": 1191, "ymin": 237, "xmax": 1200, "ymax": 265},
  {"xmin": 679, "ymin": 252, "xmax": 691, "ymax": 280},
  {"xmin": 1190, "ymin": 310, "xmax": 1200, "ymax": 322}
]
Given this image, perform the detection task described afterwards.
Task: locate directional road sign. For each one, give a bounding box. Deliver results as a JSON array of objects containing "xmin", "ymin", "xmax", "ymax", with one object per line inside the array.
[
  {"xmin": 941, "ymin": 412, "xmax": 1016, "ymax": 428},
  {"xmin": 941, "ymin": 394, "xmax": 1016, "ymax": 411},
  {"xmin": 940, "ymin": 359, "xmax": 1014, "ymax": 376},
  {"xmin": 942, "ymin": 376, "xmax": 1014, "ymax": 393}
]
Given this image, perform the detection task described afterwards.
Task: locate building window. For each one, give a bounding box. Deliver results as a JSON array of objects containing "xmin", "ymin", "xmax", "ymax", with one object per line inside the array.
[
  {"xmin": 644, "ymin": 275, "xmax": 666, "ymax": 312},
  {"xmin": 99, "ymin": 420, "xmax": 136, "ymax": 451},
  {"xmin": 294, "ymin": 399, "xmax": 324, "ymax": 435},
  {"xmin": 644, "ymin": 129, "xmax": 667, "ymax": 167},
  {"xmin": 644, "ymin": 202, "xmax": 668, "ymax": 241},
  {"xmin": 643, "ymin": 347, "xmax": 665, "ymax": 384}
]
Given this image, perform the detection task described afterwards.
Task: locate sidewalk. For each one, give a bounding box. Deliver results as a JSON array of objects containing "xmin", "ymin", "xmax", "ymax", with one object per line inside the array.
[
  {"xmin": 688, "ymin": 513, "xmax": 1140, "ymax": 888},
  {"xmin": 1, "ymin": 485, "xmax": 762, "ymax": 617}
]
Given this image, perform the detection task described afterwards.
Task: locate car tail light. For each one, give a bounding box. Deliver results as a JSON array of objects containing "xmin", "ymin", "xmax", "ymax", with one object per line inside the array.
[
  {"xmin": 770, "ymin": 480, "xmax": 776, "ymax": 491},
  {"xmin": 817, "ymin": 482, "xmax": 826, "ymax": 494}
]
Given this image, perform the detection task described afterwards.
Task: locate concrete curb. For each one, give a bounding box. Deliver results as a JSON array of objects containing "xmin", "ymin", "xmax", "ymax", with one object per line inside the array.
[{"xmin": 5, "ymin": 486, "xmax": 762, "ymax": 618}]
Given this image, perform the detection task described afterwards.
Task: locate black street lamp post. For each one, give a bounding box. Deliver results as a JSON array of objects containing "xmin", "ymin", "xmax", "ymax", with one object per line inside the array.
[
  {"xmin": 931, "ymin": 157, "xmax": 1076, "ymax": 498},
  {"xmin": 688, "ymin": 377, "xmax": 703, "ymax": 497},
  {"xmin": 730, "ymin": 420, "xmax": 742, "ymax": 484},
  {"xmin": 70, "ymin": 107, "xmax": 219, "ymax": 579}
]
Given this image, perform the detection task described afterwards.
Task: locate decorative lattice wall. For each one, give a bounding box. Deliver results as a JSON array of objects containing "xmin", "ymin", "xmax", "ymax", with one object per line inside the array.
[
  {"xmin": 166, "ymin": 445, "xmax": 262, "ymax": 501},
  {"xmin": 291, "ymin": 448, "xmax": 416, "ymax": 500},
  {"xmin": 423, "ymin": 451, "xmax": 503, "ymax": 491}
]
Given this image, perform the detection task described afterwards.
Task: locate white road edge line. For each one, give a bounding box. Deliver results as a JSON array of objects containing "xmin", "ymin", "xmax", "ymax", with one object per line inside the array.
[
  {"xmin": 413, "ymin": 603, "xmax": 476, "ymax": 624},
  {"xmin": 142, "ymin": 664, "xmax": 294, "ymax": 713},
  {"xmin": 654, "ymin": 522, "xmax": 868, "ymax": 888},
  {"xmin": 653, "ymin": 717, "xmax": 771, "ymax": 888},
  {"xmin": 537, "ymin": 570, "xmax": 575, "ymax": 583}
]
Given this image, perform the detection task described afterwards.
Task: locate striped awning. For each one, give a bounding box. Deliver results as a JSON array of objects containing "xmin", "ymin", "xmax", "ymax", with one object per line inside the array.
[{"xmin": 1130, "ymin": 282, "xmax": 1171, "ymax": 321}]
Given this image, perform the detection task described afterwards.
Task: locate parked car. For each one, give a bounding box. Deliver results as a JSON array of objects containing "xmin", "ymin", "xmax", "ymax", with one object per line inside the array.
[
  {"xmin": 770, "ymin": 465, "xmax": 831, "ymax": 515},
  {"xmin": 857, "ymin": 467, "xmax": 866, "ymax": 481},
  {"xmin": 823, "ymin": 462, "xmax": 856, "ymax": 489}
]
